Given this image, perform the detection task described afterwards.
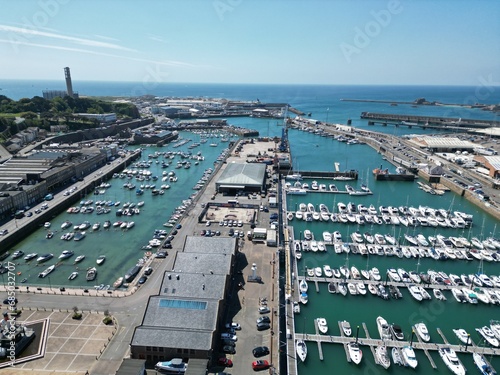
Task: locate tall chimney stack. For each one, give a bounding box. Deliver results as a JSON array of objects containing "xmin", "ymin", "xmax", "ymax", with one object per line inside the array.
[{"xmin": 64, "ymin": 67, "xmax": 74, "ymax": 98}]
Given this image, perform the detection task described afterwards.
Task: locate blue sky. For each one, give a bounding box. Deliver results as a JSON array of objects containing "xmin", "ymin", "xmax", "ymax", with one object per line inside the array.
[{"xmin": 0, "ymin": 0, "xmax": 499, "ymax": 85}]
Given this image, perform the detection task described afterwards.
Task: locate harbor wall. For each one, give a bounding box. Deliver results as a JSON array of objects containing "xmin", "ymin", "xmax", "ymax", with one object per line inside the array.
[{"xmin": 418, "ymin": 170, "xmax": 500, "ymax": 221}]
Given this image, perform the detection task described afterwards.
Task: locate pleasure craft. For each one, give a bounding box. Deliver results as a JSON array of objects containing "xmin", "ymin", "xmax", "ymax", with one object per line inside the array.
[
  {"xmin": 347, "ymin": 283, "xmax": 358, "ymax": 295},
  {"xmin": 322, "ymin": 231, "xmax": 333, "ymax": 242},
  {"xmin": 356, "ymin": 282, "xmax": 367, "ymax": 295},
  {"xmin": 299, "ymin": 279, "xmax": 308, "ymax": 293},
  {"xmin": 316, "ymin": 318, "xmax": 328, "ymax": 334},
  {"xmin": 38, "ymin": 264, "xmax": 55, "ymax": 278},
  {"xmin": 24, "ymin": 253, "xmax": 38, "ymax": 261},
  {"xmin": 314, "ymin": 267, "xmax": 322, "ymax": 277},
  {"xmin": 433, "ymin": 289, "xmax": 447, "ymax": 301},
  {"xmin": 473, "ymin": 353, "xmax": 497, "ymax": 375},
  {"xmin": 341, "ymin": 320, "xmax": 352, "ymax": 336},
  {"xmin": 296, "ymin": 340, "xmax": 307, "ymax": 362},
  {"xmin": 392, "ymin": 347, "xmax": 404, "ymax": 366},
  {"xmin": 337, "ymin": 282, "xmax": 348, "ymax": 296},
  {"xmin": 368, "ymin": 284, "xmax": 378, "ymax": 295},
  {"xmin": 96, "ymin": 255, "xmax": 106, "ymax": 265},
  {"xmin": 453, "ymin": 329, "xmax": 471, "ymax": 345},
  {"xmin": 387, "ymin": 268, "xmax": 401, "ymax": 282},
  {"xmin": 323, "ymin": 265, "xmax": 333, "ymax": 278},
  {"xmin": 74, "ymin": 255, "xmax": 85, "ymax": 263},
  {"xmin": 401, "ymin": 345, "xmax": 418, "ymax": 369},
  {"xmin": 37, "ymin": 253, "xmax": 53, "ymax": 263},
  {"xmin": 390, "ymin": 324, "xmax": 405, "ymax": 340},
  {"xmin": 476, "ymin": 326, "xmax": 500, "ymax": 347},
  {"xmin": 414, "ymin": 322, "xmax": 431, "ymax": 342},
  {"xmin": 333, "ymin": 231, "xmax": 342, "ymax": 242},
  {"xmin": 370, "ymin": 267, "xmax": 381, "ymax": 281},
  {"xmin": 438, "ymin": 347, "xmax": 466, "ymax": 375},
  {"xmin": 350, "ymin": 266, "xmax": 361, "ymax": 279},
  {"xmin": 68, "ymin": 271, "xmax": 78, "ymax": 280},
  {"xmin": 299, "ymin": 292, "xmax": 308, "ymax": 304},
  {"xmin": 304, "ymin": 229, "xmax": 312, "ymax": 240},
  {"xmin": 347, "ymin": 342, "xmax": 363, "ymax": 365},
  {"xmin": 58, "ymin": 250, "xmax": 74, "ymax": 260},
  {"xmin": 377, "ymin": 316, "xmax": 392, "ymax": 340},
  {"xmin": 363, "ymin": 232, "xmax": 375, "ymax": 244},
  {"xmin": 491, "ymin": 320, "xmax": 500, "ymax": 340},
  {"xmin": 375, "ymin": 346, "xmax": 391, "ymax": 369},
  {"xmin": 86, "ymin": 267, "xmax": 97, "ymax": 281}
]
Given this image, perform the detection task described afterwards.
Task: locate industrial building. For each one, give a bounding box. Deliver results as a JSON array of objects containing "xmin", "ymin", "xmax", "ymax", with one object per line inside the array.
[
  {"xmin": 409, "ymin": 136, "xmax": 476, "ymax": 152},
  {"xmin": 215, "ymin": 162, "xmax": 267, "ymax": 194},
  {"xmin": 130, "ymin": 236, "xmax": 237, "ymax": 366}
]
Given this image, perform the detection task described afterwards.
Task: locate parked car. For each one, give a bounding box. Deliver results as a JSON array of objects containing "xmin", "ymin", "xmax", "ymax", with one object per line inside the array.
[
  {"xmin": 256, "ymin": 322, "xmax": 270, "ymax": 331},
  {"xmin": 252, "ymin": 346, "xmax": 270, "ymax": 358},
  {"xmin": 3, "ymin": 297, "xmax": 18, "ymax": 305},
  {"xmin": 252, "ymin": 360, "xmax": 270, "ymax": 371},
  {"xmin": 143, "ymin": 267, "xmax": 153, "ymax": 276},
  {"xmin": 175, "ymin": 224, "xmax": 182, "ymax": 229},
  {"xmin": 218, "ymin": 357, "xmax": 233, "ymax": 367},
  {"xmin": 154, "ymin": 251, "xmax": 167, "ymax": 258},
  {"xmin": 258, "ymin": 306, "xmax": 270, "ymax": 314},
  {"xmin": 256, "ymin": 316, "xmax": 270, "ymax": 324},
  {"xmin": 220, "ymin": 333, "xmax": 237, "ymax": 341},
  {"xmin": 222, "ymin": 345, "xmax": 236, "ymax": 354},
  {"xmin": 0, "ymin": 229, "xmax": 8, "ymax": 236},
  {"xmin": 225, "ymin": 322, "xmax": 241, "ymax": 331},
  {"xmin": 138, "ymin": 276, "xmax": 148, "ymax": 284}
]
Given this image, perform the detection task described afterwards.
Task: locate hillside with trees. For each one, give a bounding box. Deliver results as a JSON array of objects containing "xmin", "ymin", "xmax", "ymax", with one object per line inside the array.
[{"xmin": 0, "ymin": 95, "xmax": 140, "ymax": 137}]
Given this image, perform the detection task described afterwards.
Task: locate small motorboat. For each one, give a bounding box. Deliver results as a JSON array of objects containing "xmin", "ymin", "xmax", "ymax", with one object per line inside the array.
[
  {"xmin": 113, "ymin": 277, "xmax": 124, "ymax": 288},
  {"xmin": 392, "ymin": 347, "xmax": 404, "ymax": 366},
  {"xmin": 58, "ymin": 250, "xmax": 74, "ymax": 260},
  {"xmin": 38, "ymin": 264, "xmax": 55, "ymax": 278},
  {"xmin": 74, "ymin": 255, "xmax": 85, "ymax": 263},
  {"xmin": 12, "ymin": 250, "xmax": 24, "ymax": 259},
  {"xmin": 96, "ymin": 255, "xmax": 106, "ymax": 265},
  {"xmin": 341, "ymin": 320, "xmax": 352, "ymax": 336},
  {"xmin": 37, "ymin": 253, "xmax": 53, "ymax": 263},
  {"xmin": 434, "ymin": 289, "xmax": 447, "ymax": 301},
  {"xmin": 316, "ymin": 318, "xmax": 328, "ymax": 334},
  {"xmin": 86, "ymin": 267, "xmax": 97, "ymax": 281},
  {"xmin": 24, "ymin": 253, "xmax": 38, "ymax": 261},
  {"xmin": 68, "ymin": 271, "xmax": 78, "ymax": 280}
]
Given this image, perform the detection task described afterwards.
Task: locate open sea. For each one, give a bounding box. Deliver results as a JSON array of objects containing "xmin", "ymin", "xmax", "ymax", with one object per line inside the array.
[{"xmin": 2, "ymin": 81, "xmax": 500, "ymax": 374}]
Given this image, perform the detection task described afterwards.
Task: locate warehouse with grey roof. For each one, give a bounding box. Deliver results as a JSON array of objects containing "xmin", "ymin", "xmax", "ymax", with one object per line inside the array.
[
  {"xmin": 215, "ymin": 162, "xmax": 266, "ymax": 194},
  {"xmin": 130, "ymin": 236, "xmax": 237, "ymax": 365}
]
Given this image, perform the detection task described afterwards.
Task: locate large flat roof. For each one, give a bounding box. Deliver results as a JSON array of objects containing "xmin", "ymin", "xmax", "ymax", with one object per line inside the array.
[
  {"xmin": 184, "ymin": 236, "xmax": 237, "ymax": 254},
  {"xmin": 173, "ymin": 253, "xmax": 232, "ymax": 275},
  {"xmin": 216, "ymin": 162, "xmax": 266, "ymax": 187}
]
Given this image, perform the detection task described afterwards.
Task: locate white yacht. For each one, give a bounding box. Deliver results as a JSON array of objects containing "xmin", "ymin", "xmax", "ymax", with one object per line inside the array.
[
  {"xmin": 296, "ymin": 340, "xmax": 307, "ymax": 362},
  {"xmin": 408, "ymin": 284, "xmax": 423, "ymax": 301},
  {"xmin": 316, "ymin": 318, "xmax": 328, "ymax": 334},
  {"xmin": 323, "ymin": 265, "xmax": 333, "ymax": 278},
  {"xmin": 375, "ymin": 345, "xmax": 390, "ymax": 369},
  {"xmin": 414, "ymin": 322, "xmax": 431, "ymax": 342},
  {"xmin": 347, "ymin": 342, "xmax": 363, "ymax": 365},
  {"xmin": 322, "ymin": 231, "xmax": 333, "ymax": 242},
  {"xmin": 476, "ymin": 326, "xmax": 500, "ymax": 347},
  {"xmin": 438, "ymin": 347, "xmax": 466, "ymax": 375},
  {"xmin": 491, "ymin": 320, "xmax": 500, "ymax": 340},
  {"xmin": 341, "ymin": 320, "xmax": 352, "ymax": 336},
  {"xmin": 299, "ymin": 279, "xmax": 308, "ymax": 293},
  {"xmin": 376, "ymin": 316, "xmax": 392, "ymax": 340},
  {"xmin": 473, "ymin": 353, "xmax": 496, "ymax": 375},
  {"xmin": 453, "ymin": 329, "xmax": 471, "ymax": 345},
  {"xmin": 401, "ymin": 345, "xmax": 418, "ymax": 368}
]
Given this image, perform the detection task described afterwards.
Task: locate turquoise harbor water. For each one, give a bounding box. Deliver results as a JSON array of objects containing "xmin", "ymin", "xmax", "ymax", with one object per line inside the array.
[
  {"xmin": 6, "ymin": 131, "xmax": 233, "ymax": 288},
  {"xmin": 2, "ymin": 83, "xmax": 500, "ymax": 373}
]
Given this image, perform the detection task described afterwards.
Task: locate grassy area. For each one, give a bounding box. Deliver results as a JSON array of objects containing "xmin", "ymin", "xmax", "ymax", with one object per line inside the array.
[{"xmin": 0, "ymin": 113, "xmax": 20, "ymax": 118}]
